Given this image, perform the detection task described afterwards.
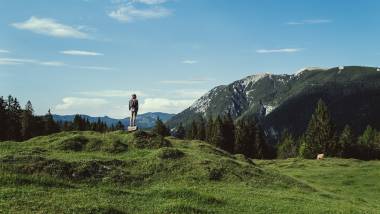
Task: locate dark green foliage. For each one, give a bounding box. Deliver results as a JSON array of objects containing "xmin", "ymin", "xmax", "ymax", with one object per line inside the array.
[
  {"xmin": 197, "ymin": 116, "xmax": 206, "ymax": 141},
  {"xmin": 157, "ymin": 148, "xmax": 184, "ymax": 159},
  {"xmin": 132, "ymin": 131, "xmax": 171, "ymax": 149},
  {"xmin": 58, "ymin": 136, "xmax": 90, "ymax": 151},
  {"xmin": 338, "ymin": 125, "xmax": 355, "ymax": 158},
  {"xmin": 115, "ymin": 121, "xmax": 125, "ymax": 131},
  {"xmin": 234, "ymin": 119, "xmax": 256, "ymax": 158},
  {"xmin": 356, "ymin": 125, "xmax": 380, "ymax": 160},
  {"xmin": 300, "ymin": 99, "xmax": 336, "ymax": 158},
  {"xmin": 211, "ymin": 116, "xmax": 225, "ymax": 148},
  {"xmin": 208, "ymin": 168, "xmax": 223, "ymax": 181},
  {"xmin": 205, "ymin": 115, "xmax": 214, "ymax": 143},
  {"xmin": 174, "ymin": 123, "xmax": 186, "ymax": 139},
  {"xmin": 187, "ymin": 120, "xmax": 198, "ymax": 140},
  {"xmin": 152, "ymin": 117, "xmax": 170, "ymax": 137},
  {"xmin": 277, "ymin": 131, "xmax": 298, "ymax": 159},
  {"xmin": 221, "ymin": 114, "xmax": 235, "ymax": 153}
]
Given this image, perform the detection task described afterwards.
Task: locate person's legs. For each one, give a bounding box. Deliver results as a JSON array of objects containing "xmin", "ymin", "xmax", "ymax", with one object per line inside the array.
[
  {"xmin": 130, "ymin": 111, "xmax": 134, "ymax": 126},
  {"xmin": 132, "ymin": 111, "xmax": 137, "ymax": 126}
]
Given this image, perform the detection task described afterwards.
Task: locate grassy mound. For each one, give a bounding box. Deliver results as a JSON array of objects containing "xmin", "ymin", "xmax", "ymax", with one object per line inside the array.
[{"xmin": 1, "ymin": 131, "xmax": 379, "ymax": 213}]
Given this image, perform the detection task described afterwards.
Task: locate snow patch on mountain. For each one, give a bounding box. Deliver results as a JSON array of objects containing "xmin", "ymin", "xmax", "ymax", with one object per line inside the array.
[{"xmin": 295, "ymin": 67, "xmax": 328, "ymax": 75}]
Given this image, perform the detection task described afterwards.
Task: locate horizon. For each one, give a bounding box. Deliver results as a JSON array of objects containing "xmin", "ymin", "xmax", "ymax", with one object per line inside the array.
[{"xmin": 1, "ymin": 0, "xmax": 380, "ymax": 117}]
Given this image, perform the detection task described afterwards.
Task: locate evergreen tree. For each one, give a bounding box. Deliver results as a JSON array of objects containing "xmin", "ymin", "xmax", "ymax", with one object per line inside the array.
[
  {"xmin": 222, "ymin": 114, "xmax": 235, "ymax": 153},
  {"xmin": 115, "ymin": 121, "xmax": 125, "ymax": 130},
  {"xmin": 357, "ymin": 125, "xmax": 377, "ymax": 160},
  {"xmin": 190, "ymin": 120, "xmax": 198, "ymax": 139},
  {"xmin": 338, "ymin": 125, "xmax": 355, "ymax": 158},
  {"xmin": 234, "ymin": 119, "xmax": 256, "ymax": 157},
  {"xmin": 301, "ymin": 99, "xmax": 335, "ymax": 158},
  {"xmin": 197, "ymin": 116, "xmax": 206, "ymax": 141},
  {"xmin": 0, "ymin": 96, "xmax": 7, "ymax": 140},
  {"xmin": 205, "ymin": 115, "xmax": 214, "ymax": 143},
  {"xmin": 277, "ymin": 130, "xmax": 298, "ymax": 159},
  {"xmin": 21, "ymin": 101, "xmax": 34, "ymax": 139},
  {"xmin": 211, "ymin": 116, "xmax": 225, "ymax": 148},
  {"xmin": 45, "ymin": 109, "xmax": 59, "ymax": 134},
  {"xmin": 6, "ymin": 95, "xmax": 22, "ymax": 141},
  {"xmin": 174, "ymin": 123, "xmax": 186, "ymax": 139},
  {"xmin": 153, "ymin": 117, "xmax": 170, "ymax": 136}
]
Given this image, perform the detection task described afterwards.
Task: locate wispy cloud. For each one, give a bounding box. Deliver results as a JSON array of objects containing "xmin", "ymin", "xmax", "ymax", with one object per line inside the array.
[
  {"xmin": 109, "ymin": 5, "xmax": 171, "ymax": 22},
  {"xmin": 78, "ymin": 90, "xmax": 145, "ymax": 97},
  {"xmin": 12, "ymin": 16, "xmax": 89, "ymax": 39},
  {"xmin": 0, "ymin": 57, "xmax": 65, "ymax": 66},
  {"xmin": 159, "ymin": 79, "xmax": 209, "ymax": 84},
  {"xmin": 141, "ymin": 98, "xmax": 193, "ymax": 114},
  {"xmin": 0, "ymin": 49, "xmax": 10, "ymax": 53},
  {"xmin": 135, "ymin": 0, "xmax": 168, "ymax": 5},
  {"xmin": 256, "ymin": 48, "xmax": 303, "ymax": 53},
  {"xmin": 286, "ymin": 19, "xmax": 332, "ymax": 25},
  {"xmin": 60, "ymin": 50, "xmax": 104, "ymax": 56},
  {"xmin": 54, "ymin": 97, "xmax": 108, "ymax": 114},
  {"xmin": 182, "ymin": 60, "xmax": 198, "ymax": 64},
  {"xmin": 76, "ymin": 66, "xmax": 113, "ymax": 71}
]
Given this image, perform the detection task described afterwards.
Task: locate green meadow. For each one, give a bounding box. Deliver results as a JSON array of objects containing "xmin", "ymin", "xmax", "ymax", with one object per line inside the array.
[{"xmin": 1, "ymin": 131, "xmax": 379, "ymax": 213}]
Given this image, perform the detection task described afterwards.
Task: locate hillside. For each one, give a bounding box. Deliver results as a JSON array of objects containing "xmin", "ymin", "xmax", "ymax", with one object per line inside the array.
[
  {"xmin": 53, "ymin": 112, "xmax": 174, "ymax": 129},
  {"xmin": 167, "ymin": 66, "xmax": 380, "ymax": 138},
  {"xmin": 1, "ymin": 131, "xmax": 379, "ymax": 213}
]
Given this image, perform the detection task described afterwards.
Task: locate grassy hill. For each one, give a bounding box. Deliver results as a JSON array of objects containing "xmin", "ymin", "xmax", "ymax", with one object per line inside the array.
[{"xmin": 1, "ymin": 131, "xmax": 379, "ymax": 213}]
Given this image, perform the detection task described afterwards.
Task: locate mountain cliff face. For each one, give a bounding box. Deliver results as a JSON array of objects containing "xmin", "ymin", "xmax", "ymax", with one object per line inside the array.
[{"xmin": 167, "ymin": 66, "xmax": 380, "ymax": 139}]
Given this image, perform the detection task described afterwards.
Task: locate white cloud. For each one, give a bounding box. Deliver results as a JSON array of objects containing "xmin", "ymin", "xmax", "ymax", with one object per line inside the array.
[
  {"xmin": 0, "ymin": 57, "xmax": 65, "ymax": 66},
  {"xmin": 286, "ymin": 19, "xmax": 332, "ymax": 25},
  {"xmin": 182, "ymin": 60, "xmax": 198, "ymax": 64},
  {"xmin": 76, "ymin": 66, "xmax": 113, "ymax": 71},
  {"xmin": 54, "ymin": 97, "xmax": 109, "ymax": 115},
  {"xmin": 141, "ymin": 98, "xmax": 193, "ymax": 113},
  {"xmin": 256, "ymin": 48, "xmax": 303, "ymax": 53},
  {"xmin": 12, "ymin": 16, "xmax": 89, "ymax": 39},
  {"xmin": 78, "ymin": 90, "xmax": 145, "ymax": 97},
  {"xmin": 60, "ymin": 50, "xmax": 104, "ymax": 56},
  {"xmin": 109, "ymin": 5, "xmax": 171, "ymax": 22},
  {"xmin": 0, "ymin": 49, "xmax": 10, "ymax": 53},
  {"xmin": 135, "ymin": 0, "xmax": 168, "ymax": 4},
  {"xmin": 159, "ymin": 79, "xmax": 209, "ymax": 84}
]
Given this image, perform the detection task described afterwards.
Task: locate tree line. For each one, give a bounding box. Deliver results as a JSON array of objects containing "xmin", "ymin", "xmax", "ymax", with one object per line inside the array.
[
  {"xmin": 278, "ymin": 99, "xmax": 380, "ymax": 160},
  {"xmin": 0, "ymin": 95, "xmax": 124, "ymax": 142},
  {"xmin": 153, "ymin": 114, "xmax": 274, "ymax": 159}
]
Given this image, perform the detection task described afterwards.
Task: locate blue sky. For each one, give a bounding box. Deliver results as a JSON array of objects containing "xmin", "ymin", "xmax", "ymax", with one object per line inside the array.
[{"xmin": 1, "ymin": 0, "xmax": 379, "ymax": 118}]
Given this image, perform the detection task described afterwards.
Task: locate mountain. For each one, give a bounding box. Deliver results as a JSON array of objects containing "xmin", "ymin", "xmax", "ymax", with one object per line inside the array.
[
  {"xmin": 53, "ymin": 112, "xmax": 175, "ymax": 129},
  {"xmin": 167, "ymin": 66, "xmax": 380, "ymax": 139}
]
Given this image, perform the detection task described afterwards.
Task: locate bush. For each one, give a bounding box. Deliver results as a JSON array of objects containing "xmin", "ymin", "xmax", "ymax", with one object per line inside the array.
[
  {"xmin": 58, "ymin": 136, "xmax": 89, "ymax": 151},
  {"xmin": 208, "ymin": 168, "xmax": 223, "ymax": 181},
  {"xmin": 157, "ymin": 148, "xmax": 184, "ymax": 159},
  {"xmin": 132, "ymin": 131, "xmax": 171, "ymax": 149}
]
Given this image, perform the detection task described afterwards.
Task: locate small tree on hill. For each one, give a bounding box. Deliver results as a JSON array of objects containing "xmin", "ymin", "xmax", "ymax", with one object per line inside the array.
[
  {"xmin": 197, "ymin": 116, "xmax": 206, "ymax": 141},
  {"xmin": 277, "ymin": 130, "xmax": 298, "ymax": 159},
  {"xmin": 153, "ymin": 117, "xmax": 170, "ymax": 136},
  {"xmin": 212, "ymin": 116, "xmax": 225, "ymax": 148},
  {"xmin": 301, "ymin": 99, "xmax": 335, "ymax": 158},
  {"xmin": 222, "ymin": 113, "xmax": 235, "ymax": 153},
  {"xmin": 21, "ymin": 101, "xmax": 34, "ymax": 140},
  {"xmin": 206, "ymin": 115, "xmax": 214, "ymax": 143},
  {"xmin": 174, "ymin": 123, "xmax": 186, "ymax": 139},
  {"xmin": 115, "ymin": 121, "xmax": 125, "ymax": 131},
  {"xmin": 338, "ymin": 125, "xmax": 355, "ymax": 158}
]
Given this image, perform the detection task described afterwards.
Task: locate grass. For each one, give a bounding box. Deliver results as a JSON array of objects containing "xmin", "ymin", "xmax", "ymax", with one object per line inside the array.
[{"xmin": 0, "ymin": 131, "xmax": 379, "ymax": 213}]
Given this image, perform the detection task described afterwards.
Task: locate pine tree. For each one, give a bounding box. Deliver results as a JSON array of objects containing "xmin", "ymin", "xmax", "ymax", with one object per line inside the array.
[
  {"xmin": 212, "ymin": 116, "xmax": 225, "ymax": 148},
  {"xmin": 338, "ymin": 125, "xmax": 355, "ymax": 158},
  {"xmin": 190, "ymin": 120, "xmax": 198, "ymax": 139},
  {"xmin": 0, "ymin": 96, "xmax": 7, "ymax": 141},
  {"xmin": 45, "ymin": 109, "xmax": 59, "ymax": 134},
  {"xmin": 6, "ymin": 95, "xmax": 22, "ymax": 141},
  {"xmin": 277, "ymin": 130, "xmax": 298, "ymax": 159},
  {"xmin": 357, "ymin": 125, "xmax": 377, "ymax": 160},
  {"xmin": 301, "ymin": 99, "xmax": 335, "ymax": 158},
  {"xmin": 153, "ymin": 117, "xmax": 170, "ymax": 136},
  {"xmin": 205, "ymin": 115, "xmax": 214, "ymax": 143},
  {"xmin": 174, "ymin": 123, "xmax": 186, "ymax": 139},
  {"xmin": 21, "ymin": 101, "xmax": 34, "ymax": 140},
  {"xmin": 222, "ymin": 114, "xmax": 235, "ymax": 153},
  {"xmin": 115, "ymin": 121, "xmax": 125, "ymax": 130},
  {"xmin": 197, "ymin": 116, "xmax": 206, "ymax": 141},
  {"xmin": 234, "ymin": 119, "xmax": 256, "ymax": 157}
]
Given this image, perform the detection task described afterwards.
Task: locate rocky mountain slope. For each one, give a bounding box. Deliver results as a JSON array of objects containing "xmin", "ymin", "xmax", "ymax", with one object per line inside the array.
[{"xmin": 167, "ymin": 66, "xmax": 380, "ymax": 139}]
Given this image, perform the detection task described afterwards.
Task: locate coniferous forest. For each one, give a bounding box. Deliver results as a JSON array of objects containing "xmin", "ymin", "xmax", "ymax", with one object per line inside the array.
[{"xmin": 0, "ymin": 95, "xmax": 124, "ymax": 142}]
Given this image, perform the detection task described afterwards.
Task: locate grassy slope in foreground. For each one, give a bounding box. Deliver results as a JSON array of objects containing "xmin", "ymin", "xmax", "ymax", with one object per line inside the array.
[{"xmin": 0, "ymin": 131, "xmax": 379, "ymax": 214}]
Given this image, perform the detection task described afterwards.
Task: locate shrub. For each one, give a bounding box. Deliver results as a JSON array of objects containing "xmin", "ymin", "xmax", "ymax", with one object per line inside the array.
[{"xmin": 157, "ymin": 148, "xmax": 184, "ymax": 159}]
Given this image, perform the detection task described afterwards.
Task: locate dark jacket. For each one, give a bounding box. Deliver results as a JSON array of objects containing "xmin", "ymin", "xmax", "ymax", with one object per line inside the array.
[{"xmin": 129, "ymin": 99, "xmax": 139, "ymax": 112}]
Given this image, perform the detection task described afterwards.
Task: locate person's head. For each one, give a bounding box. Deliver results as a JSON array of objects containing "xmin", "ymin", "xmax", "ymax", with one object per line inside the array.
[{"xmin": 132, "ymin": 94, "xmax": 137, "ymax": 99}]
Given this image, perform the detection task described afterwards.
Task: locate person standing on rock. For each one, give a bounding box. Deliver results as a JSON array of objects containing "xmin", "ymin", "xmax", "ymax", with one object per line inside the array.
[{"xmin": 129, "ymin": 94, "xmax": 139, "ymax": 127}]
